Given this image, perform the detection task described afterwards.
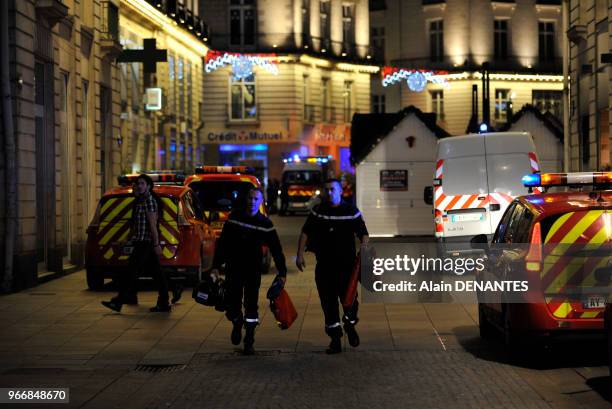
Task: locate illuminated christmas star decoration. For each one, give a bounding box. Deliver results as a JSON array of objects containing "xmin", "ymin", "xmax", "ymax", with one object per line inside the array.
[
  {"xmin": 381, "ymin": 66, "xmax": 448, "ymax": 91},
  {"xmin": 205, "ymin": 51, "xmax": 279, "ymax": 78}
]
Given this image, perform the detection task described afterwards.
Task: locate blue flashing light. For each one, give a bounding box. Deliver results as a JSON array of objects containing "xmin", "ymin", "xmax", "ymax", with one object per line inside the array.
[
  {"xmin": 527, "ymin": 197, "xmax": 544, "ymax": 204},
  {"xmin": 252, "ymin": 144, "xmax": 267, "ymax": 151},
  {"xmin": 169, "ymin": 144, "xmax": 176, "ymax": 152},
  {"xmin": 479, "ymin": 123, "xmax": 489, "ymax": 133},
  {"xmin": 522, "ymin": 173, "xmax": 541, "ymax": 187}
]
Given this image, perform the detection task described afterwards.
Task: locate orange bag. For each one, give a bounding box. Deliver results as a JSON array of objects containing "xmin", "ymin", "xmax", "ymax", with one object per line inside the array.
[
  {"xmin": 342, "ymin": 253, "xmax": 360, "ymax": 309},
  {"xmin": 270, "ymin": 289, "xmax": 298, "ymax": 330}
]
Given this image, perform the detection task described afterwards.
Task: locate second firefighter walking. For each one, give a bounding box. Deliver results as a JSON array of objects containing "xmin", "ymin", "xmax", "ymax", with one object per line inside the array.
[{"xmin": 211, "ymin": 188, "xmax": 288, "ymax": 355}]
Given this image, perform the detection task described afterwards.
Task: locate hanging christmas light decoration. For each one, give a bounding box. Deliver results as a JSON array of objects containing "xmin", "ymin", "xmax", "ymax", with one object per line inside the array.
[
  {"xmin": 407, "ymin": 71, "xmax": 427, "ymax": 92},
  {"xmin": 205, "ymin": 51, "xmax": 280, "ymax": 78},
  {"xmin": 381, "ymin": 66, "xmax": 449, "ymax": 91}
]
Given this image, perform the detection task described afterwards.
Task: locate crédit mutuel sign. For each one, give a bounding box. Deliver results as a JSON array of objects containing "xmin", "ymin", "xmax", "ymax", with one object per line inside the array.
[{"xmin": 206, "ymin": 130, "xmax": 287, "ymax": 143}]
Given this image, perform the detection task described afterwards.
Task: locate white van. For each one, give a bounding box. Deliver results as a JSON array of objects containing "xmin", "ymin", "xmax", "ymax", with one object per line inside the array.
[{"xmin": 424, "ymin": 132, "xmax": 540, "ymax": 254}]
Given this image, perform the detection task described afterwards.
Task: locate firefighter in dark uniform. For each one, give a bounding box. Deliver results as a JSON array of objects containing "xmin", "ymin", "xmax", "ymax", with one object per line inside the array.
[
  {"xmin": 211, "ymin": 188, "xmax": 287, "ymax": 355},
  {"xmin": 296, "ymin": 178, "xmax": 369, "ymax": 354}
]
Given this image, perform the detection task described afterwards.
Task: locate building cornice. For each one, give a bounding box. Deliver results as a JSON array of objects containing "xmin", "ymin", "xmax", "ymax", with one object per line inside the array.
[{"xmin": 121, "ymin": 0, "xmax": 208, "ymax": 57}]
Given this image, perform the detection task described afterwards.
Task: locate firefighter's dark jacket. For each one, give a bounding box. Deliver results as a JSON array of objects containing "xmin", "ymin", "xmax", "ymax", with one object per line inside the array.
[
  {"xmin": 212, "ymin": 210, "xmax": 287, "ymax": 277},
  {"xmin": 302, "ymin": 201, "xmax": 368, "ymax": 260}
]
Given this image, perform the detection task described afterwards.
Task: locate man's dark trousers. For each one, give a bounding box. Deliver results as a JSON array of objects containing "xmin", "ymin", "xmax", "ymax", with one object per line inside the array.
[{"xmin": 116, "ymin": 242, "xmax": 169, "ymax": 305}]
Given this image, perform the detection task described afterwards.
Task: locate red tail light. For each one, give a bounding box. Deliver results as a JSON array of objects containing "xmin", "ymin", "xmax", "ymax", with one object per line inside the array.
[
  {"xmin": 434, "ymin": 209, "xmax": 443, "ymax": 225},
  {"xmin": 525, "ymin": 222, "xmax": 542, "ymax": 272}
]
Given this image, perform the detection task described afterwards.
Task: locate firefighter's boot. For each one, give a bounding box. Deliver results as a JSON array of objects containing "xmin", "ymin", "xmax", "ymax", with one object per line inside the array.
[
  {"xmin": 344, "ymin": 323, "xmax": 360, "ymax": 347},
  {"xmin": 243, "ymin": 323, "xmax": 257, "ymax": 355},
  {"xmin": 325, "ymin": 325, "xmax": 343, "ymax": 354},
  {"xmin": 230, "ymin": 318, "xmax": 243, "ymax": 346},
  {"xmin": 343, "ymin": 316, "xmax": 360, "ymax": 347}
]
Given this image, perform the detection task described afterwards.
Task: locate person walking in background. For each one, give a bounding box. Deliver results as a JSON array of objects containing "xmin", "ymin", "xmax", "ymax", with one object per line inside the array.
[{"xmin": 102, "ymin": 174, "xmax": 174, "ymax": 313}]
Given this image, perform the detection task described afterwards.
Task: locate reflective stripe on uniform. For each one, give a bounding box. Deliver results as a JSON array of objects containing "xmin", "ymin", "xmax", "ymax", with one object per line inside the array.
[
  {"xmin": 326, "ymin": 322, "xmax": 341, "ymax": 328},
  {"xmin": 245, "ymin": 318, "xmax": 259, "ymax": 323},
  {"xmin": 311, "ymin": 210, "xmax": 361, "ymax": 220},
  {"xmin": 226, "ymin": 218, "xmax": 275, "ymax": 232}
]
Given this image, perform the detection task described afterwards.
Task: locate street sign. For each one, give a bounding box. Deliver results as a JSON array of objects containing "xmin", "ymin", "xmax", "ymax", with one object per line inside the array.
[
  {"xmin": 145, "ymin": 88, "xmax": 162, "ymax": 111},
  {"xmin": 116, "ymin": 38, "xmax": 167, "ymax": 74}
]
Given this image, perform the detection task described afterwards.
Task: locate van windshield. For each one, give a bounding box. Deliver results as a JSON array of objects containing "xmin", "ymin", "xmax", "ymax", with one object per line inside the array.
[
  {"xmin": 442, "ymin": 157, "xmax": 487, "ymax": 196},
  {"xmin": 189, "ymin": 181, "xmax": 254, "ymax": 211},
  {"xmin": 283, "ymin": 170, "xmax": 322, "ymax": 185}
]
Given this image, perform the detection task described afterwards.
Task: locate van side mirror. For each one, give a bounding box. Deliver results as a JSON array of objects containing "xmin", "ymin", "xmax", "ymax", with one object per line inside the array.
[{"xmin": 423, "ymin": 186, "xmax": 434, "ymax": 205}]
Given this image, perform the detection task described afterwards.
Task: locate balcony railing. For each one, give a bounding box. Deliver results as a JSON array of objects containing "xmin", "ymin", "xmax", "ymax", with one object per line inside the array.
[
  {"xmin": 209, "ymin": 33, "xmax": 373, "ymax": 62},
  {"xmin": 390, "ymin": 55, "xmax": 562, "ymax": 74}
]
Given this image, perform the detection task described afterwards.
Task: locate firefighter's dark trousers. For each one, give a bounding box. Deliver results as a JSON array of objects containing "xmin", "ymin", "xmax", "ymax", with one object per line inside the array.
[
  {"xmin": 225, "ymin": 268, "xmax": 262, "ymax": 327},
  {"xmin": 115, "ymin": 242, "xmax": 169, "ymax": 306},
  {"xmin": 315, "ymin": 256, "xmax": 359, "ymax": 337}
]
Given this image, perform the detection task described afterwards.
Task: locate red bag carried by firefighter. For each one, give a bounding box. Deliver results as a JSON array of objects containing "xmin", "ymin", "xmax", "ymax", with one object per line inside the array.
[
  {"xmin": 267, "ymin": 278, "xmax": 298, "ymax": 330},
  {"xmin": 342, "ymin": 252, "xmax": 360, "ymax": 309}
]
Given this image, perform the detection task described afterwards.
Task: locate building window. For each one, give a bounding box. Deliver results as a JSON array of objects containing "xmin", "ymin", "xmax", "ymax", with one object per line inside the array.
[
  {"xmin": 342, "ymin": 4, "xmax": 355, "ymax": 50},
  {"xmin": 494, "ymin": 89, "xmax": 510, "ymax": 121},
  {"xmin": 186, "ymin": 61, "xmax": 192, "ymax": 123},
  {"xmin": 430, "ymin": 90, "xmax": 444, "ymax": 120},
  {"xmin": 320, "ymin": 0, "xmax": 331, "ymax": 50},
  {"xmin": 343, "ymin": 80, "xmax": 353, "ymax": 123},
  {"xmin": 230, "ymin": 0, "xmax": 256, "ymax": 47},
  {"xmin": 532, "ymin": 90, "xmax": 562, "ymax": 120},
  {"xmin": 371, "ymin": 26, "xmax": 385, "ymax": 61},
  {"xmin": 371, "ymin": 94, "xmax": 385, "ymax": 114},
  {"xmin": 178, "ymin": 57, "xmax": 184, "ymax": 116},
  {"xmin": 493, "ymin": 19, "xmax": 508, "ymax": 61},
  {"xmin": 303, "ymin": 75, "xmax": 314, "ymax": 122},
  {"xmin": 429, "ymin": 19, "xmax": 444, "ymax": 63},
  {"xmin": 321, "ymin": 78, "xmax": 332, "ymax": 122},
  {"xmin": 302, "ymin": 0, "xmax": 310, "ymax": 40},
  {"xmin": 230, "ymin": 73, "xmax": 257, "ymax": 120},
  {"xmin": 538, "ymin": 21, "xmax": 555, "ymax": 63}
]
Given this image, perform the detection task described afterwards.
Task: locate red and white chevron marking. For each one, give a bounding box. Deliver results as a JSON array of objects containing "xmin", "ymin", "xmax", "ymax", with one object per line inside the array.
[{"xmin": 528, "ymin": 152, "xmax": 543, "ymax": 194}]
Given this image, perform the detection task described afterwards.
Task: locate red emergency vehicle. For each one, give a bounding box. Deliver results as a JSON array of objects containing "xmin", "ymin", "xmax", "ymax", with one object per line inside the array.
[
  {"xmin": 185, "ymin": 166, "xmax": 271, "ymax": 272},
  {"xmin": 85, "ymin": 173, "xmax": 216, "ymax": 290},
  {"xmin": 475, "ymin": 172, "xmax": 611, "ymax": 350}
]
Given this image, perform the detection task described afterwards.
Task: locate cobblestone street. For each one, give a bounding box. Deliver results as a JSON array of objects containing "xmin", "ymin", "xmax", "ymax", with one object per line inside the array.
[{"xmin": 0, "ymin": 217, "xmax": 610, "ymax": 409}]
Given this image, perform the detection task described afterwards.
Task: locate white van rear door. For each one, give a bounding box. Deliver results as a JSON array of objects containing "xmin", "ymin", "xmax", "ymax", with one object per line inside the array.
[
  {"xmin": 441, "ymin": 156, "xmax": 490, "ymax": 237},
  {"xmin": 485, "ymin": 153, "xmax": 531, "ymax": 233}
]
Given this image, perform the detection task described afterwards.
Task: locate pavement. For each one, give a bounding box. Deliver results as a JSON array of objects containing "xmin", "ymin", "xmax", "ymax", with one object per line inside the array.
[{"xmin": 0, "ymin": 216, "xmax": 610, "ymax": 408}]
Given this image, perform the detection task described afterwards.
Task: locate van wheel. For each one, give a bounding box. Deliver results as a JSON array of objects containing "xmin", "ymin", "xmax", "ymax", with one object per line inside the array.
[
  {"xmin": 86, "ymin": 268, "xmax": 104, "ymax": 291},
  {"xmin": 478, "ymin": 303, "xmax": 494, "ymax": 340}
]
